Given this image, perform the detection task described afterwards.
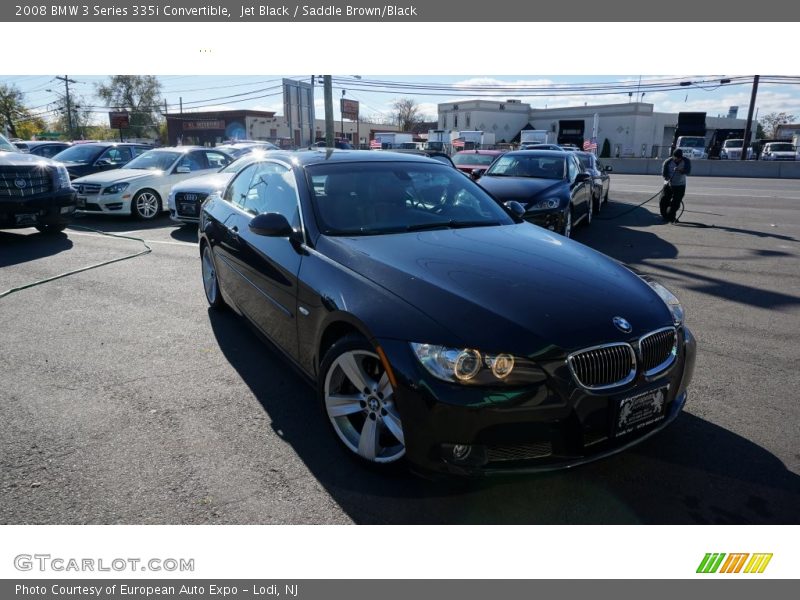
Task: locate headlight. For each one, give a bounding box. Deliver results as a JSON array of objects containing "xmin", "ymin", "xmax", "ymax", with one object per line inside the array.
[
  {"xmin": 53, "ymin": 165, "xmax": 71, "ymax": 191},
  {"xmin": 103, "ymin": 182, "xmax": 129, "ymax": 195},
  {"xmin": 530, "ymin": 198, "xmax": 560, "ymax": 210},
  {"xmin": 410, "ymin": 343, "xmax": 543, "ymax": 385},
  {"xmin": 647, "ymin": 280, "xmax": 685, "ymax": 326}
]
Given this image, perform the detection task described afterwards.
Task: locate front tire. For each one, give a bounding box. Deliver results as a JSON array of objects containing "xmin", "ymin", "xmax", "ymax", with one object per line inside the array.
[
  {"xmin": 320, "ymin": 335, "xmax": 405, "ymax": 468},
  {"xmin": 131, "ymin": 189, "xmax": 161, "ymax": 220},
  {"xmin": 562, "ymin": 205, "xmax": 573, "ymax": 238},
  {"xmin": 35, "ymin": 223, "xmax": 66, "ymax": 234}
]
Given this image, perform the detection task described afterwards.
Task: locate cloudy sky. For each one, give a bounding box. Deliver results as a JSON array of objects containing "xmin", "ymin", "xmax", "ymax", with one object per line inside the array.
[{"xmin": 5, "ymin": 74, "xmax": 799, "ymax": 125}]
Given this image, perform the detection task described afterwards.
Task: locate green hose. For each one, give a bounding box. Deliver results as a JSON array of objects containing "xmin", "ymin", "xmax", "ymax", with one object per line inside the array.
[{"xmin": 0, "ymin": 225, "xmax": 152, "ymax": 300}]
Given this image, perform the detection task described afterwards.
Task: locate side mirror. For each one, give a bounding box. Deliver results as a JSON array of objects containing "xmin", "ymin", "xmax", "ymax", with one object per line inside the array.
[
  {"xmin": 249, "ymin": 212, "xmax": 293, "ymax": 237},
  {"xmin": 604, "ymin": 165, "xmax": 613, "ymax": 172},
  {"xmin": 471, "ymin": 168, "xmax": 486, "ymax": 180},
  {"xmin": 575, "ymin": 172, "xmax": 592, "ymax": 183},
  {"xmin": 504, "ymin": 200, "xmax": 526, "ymax": 218},
  {"xmin": 95, "ymin": 158, "xmax": 112, "ymax": 167},
  {"xmin": 176, "ymin": 166, "xmax": 191, "ymax": 174}
]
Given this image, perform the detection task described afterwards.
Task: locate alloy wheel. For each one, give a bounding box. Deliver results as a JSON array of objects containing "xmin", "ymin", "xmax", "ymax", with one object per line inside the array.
[
  {"xmin": 201, "ymin": 245, "xmax": 219, "ymax": 306},
  {"xmin": 324, "ymin": 349, "xmax": 405, "ymax": 463},
  {"xmin": 133, "ymin": 191, "xmax": 159, "ymax": 219}
]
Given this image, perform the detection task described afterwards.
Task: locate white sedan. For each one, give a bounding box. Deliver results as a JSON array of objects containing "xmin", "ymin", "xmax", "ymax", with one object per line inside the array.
[{"xmin": 71, "ymin": 147, "xmax": 232, "ymax": 219}]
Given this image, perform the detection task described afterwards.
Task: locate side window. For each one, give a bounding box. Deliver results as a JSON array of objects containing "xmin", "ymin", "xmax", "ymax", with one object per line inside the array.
[
  {"xmin": 133, "ymin": 146, "xmax": 148, "ymax": 157},
  {"xmin": 179, "ymin": 151, "xmax": 207, "ymax": 172},
  {"xmin": 567, "ymin": 156, "xmax": 578, "ymax": 182},
  {"xmin": 205, "ymin": 151, "xmax": 230, "ymax": 169},
  {"xmin": 224, "ymin": 164, "xmax": 258, "ymax": 210},
  {"xmin": 243, "ymin": 162, "xmax": 300, "ymax": 227},
  {"xmin": 100, "ymin": 147, "xmax": 132, "ymax": 164}
]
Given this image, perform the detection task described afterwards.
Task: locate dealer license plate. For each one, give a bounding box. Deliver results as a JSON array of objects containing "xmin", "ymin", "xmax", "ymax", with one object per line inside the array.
[
  {"xmin": 179, "ymin": 203, "xmax": 197, "ymax": 216},
  {"xmin": 77, "ymin": 197, "xmax": 86, "ymax": 208},
  {"xmin": 614, "ymin": 387, "xmax": 668, "ymax": 437},
  {"xmin": 14, "ymin": 213, "xmax": 38, "ymax": 226}
]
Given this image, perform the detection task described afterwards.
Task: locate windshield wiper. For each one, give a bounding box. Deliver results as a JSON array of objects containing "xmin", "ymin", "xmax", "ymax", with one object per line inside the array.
[{"xmin": 405, "ymin": 220, "xmax": 501, "ymax": 232}]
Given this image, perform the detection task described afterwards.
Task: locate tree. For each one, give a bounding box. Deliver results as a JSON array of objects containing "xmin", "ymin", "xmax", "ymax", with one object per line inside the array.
[
  {"xmin": 391, "ymin": 98, "xmax": 425, "ymax": 132},
  {"xmin": 96, "ymin": 75, "xmax": 163, "ymax": 138},
  {"xmin": 52, "ymin": 93, "xmax": 93, "ymax": 139},
  {"xmin": 0, "ymin": 83, "xmax": 26, "ymax": 138},
  {"xmin": 16, "ymin": 114, "xmax": 48, "ymax": 140},
  {"xmin": 759, "ymin": 112, "xmax": 796, "ymax": 138}
]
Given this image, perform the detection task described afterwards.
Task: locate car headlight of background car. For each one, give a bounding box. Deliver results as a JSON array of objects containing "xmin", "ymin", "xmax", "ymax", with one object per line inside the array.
[
  {"xmin": 647, "ymin": 280, "xmax": 685, "ymax": 326},
  {"xmin": 410, "ymin": 343, "xmax": 545, "ymax": 385},
  {"xmin": 102, "ymin": 182, "xmax": 130, "ymax": 195},
  {"xmin": 53, "ymin": 165, "xmax": 71, "ymax": 191},
  {"xmin": 530, "ymin": 198, "xmax": 561, "ymax": 210}
]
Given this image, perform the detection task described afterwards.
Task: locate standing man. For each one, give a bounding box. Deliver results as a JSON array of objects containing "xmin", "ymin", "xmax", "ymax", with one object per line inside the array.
[{"xmin": 661, "ymin": 149, "xmax": 692, "ymax": 223}]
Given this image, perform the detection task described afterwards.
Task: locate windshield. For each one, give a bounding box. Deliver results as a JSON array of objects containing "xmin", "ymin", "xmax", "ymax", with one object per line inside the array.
[
  {"xmin": 307, "ymin": 161, "xmax": 514, "ymax": 236},
  {"xmin": 678, "ymin": 137, "xmax": 705, "ymax": 148},
  {"xmin": 124, "ymin": 150, "xmax": 181, "ymax": 171},
  {"xmin": 724, "ymin": 140, "xmax": 743, "ymax": 148},
  {"xmin": 485, "ymin": 154, "xmax": 565, "ymax": 179},
  {"xmin": 51, "ymin": 144, "xmax": 104, "ymax": 162},
  {"xmin": 452, "ymin": 153, "xmax": 497, "ymax": 166},
  {"xmin": 221, "ymin": 156, "xmax": 253, "ymax": 173},
  {"xmin": 768, "ymin": 143, "xmax": 794, "ymax": 152},
  {"xmin": 0, "ymin": 134, "xmax": 17, "ymax": 152}
]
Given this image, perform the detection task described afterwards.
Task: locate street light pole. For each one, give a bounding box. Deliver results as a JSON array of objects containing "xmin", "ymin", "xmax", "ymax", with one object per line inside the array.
[{"xmin": 341, "ymin": 89, "xmax": 346, "ymax": 144}]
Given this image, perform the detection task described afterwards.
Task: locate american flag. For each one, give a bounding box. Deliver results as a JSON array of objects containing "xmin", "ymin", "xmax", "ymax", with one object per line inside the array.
[
  {"xmin": 369, "ymin": 139, "xmax": 381, "ymax": 149},
  {"xmin": 452, "ymin": 138, "xmax": 465, "ymax": 149},
  {"xmin": 583, "ymin": 138, "xmax": 598, "ymax": 151}
]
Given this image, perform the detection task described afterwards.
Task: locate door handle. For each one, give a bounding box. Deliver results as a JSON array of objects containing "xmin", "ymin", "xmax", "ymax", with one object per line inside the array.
[{"xmin": 230, "ymin": 225, "xmax": 239, "ymax": 240}]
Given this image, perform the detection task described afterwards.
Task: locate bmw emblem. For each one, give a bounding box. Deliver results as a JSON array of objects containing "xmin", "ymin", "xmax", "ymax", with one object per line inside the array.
[
  {"xmin": 14, "ymin": 178, "xmax": 27, "ymax": 189},
  {"xmin": 613, "ymin": 316, "xmax": 632, "ymax": 333}
]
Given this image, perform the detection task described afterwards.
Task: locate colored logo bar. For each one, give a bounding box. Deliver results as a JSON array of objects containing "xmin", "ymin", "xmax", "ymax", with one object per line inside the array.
[{"xmin": 697, "ymin": 553, "xmax": 773, "ymax": 574}]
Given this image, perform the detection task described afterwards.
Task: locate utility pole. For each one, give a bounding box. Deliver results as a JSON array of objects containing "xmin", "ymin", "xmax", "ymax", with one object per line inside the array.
[
  {"xmin": 341, "ymin": 89, "xmax": 346, "ymax": 144},
  {"xmin": 55, "ymin": 75, "xmax": 77, "ymax": 139},
  {"xmin": 309, "ymin": 76, "xmax": 315, "ymax": 146},
  {"xmin": 179, "ymin": 97, "xmax": 183, "ymax": 114},
  {"xmin": 741, "ymin": 75, "xmax": 759, "ymax": 161},
  {"xmin": 324, "ymin": 75, "xmax": 334, "ymax": 147}
]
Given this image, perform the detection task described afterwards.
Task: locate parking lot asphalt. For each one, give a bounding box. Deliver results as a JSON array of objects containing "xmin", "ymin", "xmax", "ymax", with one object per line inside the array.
[{"xmin": 1, "ymin": 174, "xmax": 799, "ymax": 524}]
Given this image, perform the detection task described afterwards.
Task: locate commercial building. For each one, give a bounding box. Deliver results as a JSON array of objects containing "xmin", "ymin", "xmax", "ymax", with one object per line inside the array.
[{"xmin": 437, "ymin": 100, "xmax": 753, "ymax": 157}]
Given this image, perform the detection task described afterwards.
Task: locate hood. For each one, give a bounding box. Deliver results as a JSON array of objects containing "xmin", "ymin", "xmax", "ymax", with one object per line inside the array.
[
  {"xmin": 0, "ymin": 151, "xmax": 57, "ymax": 167},
  {"xmin": 171, "ymin": 172, "xmax": 233, "ymax": 194},
  {"xmin": 72, "ymin": 168, "xmax": 162, "ymax": 185},
  {"xmin": 317, "ymin": 224, "xmax": 673, "ymax": 356},
  {"xmin": 477, "ymin": 176, "xmax": 563, "ymax": 204}
]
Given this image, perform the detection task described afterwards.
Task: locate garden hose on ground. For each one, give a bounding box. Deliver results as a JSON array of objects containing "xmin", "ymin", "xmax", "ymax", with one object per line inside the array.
[{"xmin": 0, "ymin": 225, "xmax": 152, "ymax": 300}]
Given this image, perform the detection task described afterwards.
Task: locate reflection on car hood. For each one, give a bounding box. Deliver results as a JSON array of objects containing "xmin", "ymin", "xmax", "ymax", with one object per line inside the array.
[
  {"xmin": 477, "ymin": 176, "xmax": 564, "ymax": 203},
  {"xmin": 0, "ymin": 151, "xmax": 57, "ymax": 167},
  {"xmin": 170, "ymin": 172, "xmax": 234, "ymax": 194},
  {"xmin": 319, "ymin": 224, "xmax": 673, "ymax": 355},
  {"xmin": 72, "ymin": 168, "xmax": 163, "ymax": 185}
]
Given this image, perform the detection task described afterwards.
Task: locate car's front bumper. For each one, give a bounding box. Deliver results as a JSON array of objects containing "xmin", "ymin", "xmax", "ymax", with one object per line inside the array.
[
  {"xmin": 523, "ymin": 207, "xmax": 568, "ymax": 234},
  {"xmin": 378, "ymin": 326, "xmax": 696, "ymax": 477},
  {"xmin": 0, "ymin": 188, "xmax": 77, "ymax": 229},
  {"xmin": 75, "ymin": 192, "xmax": 130, "ymax": 215}
]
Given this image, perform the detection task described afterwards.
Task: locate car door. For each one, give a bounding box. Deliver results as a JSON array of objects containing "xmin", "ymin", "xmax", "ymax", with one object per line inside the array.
[
  {"xmin": 231, "ymin": 161, "xmax": 304, "ymax": 360},
  {"xmin": 567, "ymin": 154, "xmax": 591, "ymax": 218}
]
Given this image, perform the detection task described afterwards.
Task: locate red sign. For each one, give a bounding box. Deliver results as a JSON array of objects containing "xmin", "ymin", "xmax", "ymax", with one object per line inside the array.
[
  {"xmin": 108, "ymin": 111, "xmax": 130, "ymax": 129},
  {"xmin": 340, "ymin": 99, "xmax": 359, "ymax": 121},
  {"xmin": 183, "ymin": 120, "xmax": 226, "ymax": 131}
]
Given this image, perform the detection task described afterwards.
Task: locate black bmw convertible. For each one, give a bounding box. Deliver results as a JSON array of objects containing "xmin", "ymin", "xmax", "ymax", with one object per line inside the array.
[{"xmin": 199, "ymin": 149, "xmax": 696, "ymax": 477}]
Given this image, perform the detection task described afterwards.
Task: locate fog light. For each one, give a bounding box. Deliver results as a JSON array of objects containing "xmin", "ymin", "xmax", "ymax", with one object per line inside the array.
[{"xmin": 452, "ymin": 444, "xmax": 472, "ymax": 460}]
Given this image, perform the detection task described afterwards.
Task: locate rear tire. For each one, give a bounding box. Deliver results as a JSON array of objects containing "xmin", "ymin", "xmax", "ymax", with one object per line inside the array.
[
  {"xmin": 201, "ymin": 243, "xmax": 225, "ymax": 309},
  {"xmin": 562, "ymin": 205, "xmax": 573, "ymax": 238}
]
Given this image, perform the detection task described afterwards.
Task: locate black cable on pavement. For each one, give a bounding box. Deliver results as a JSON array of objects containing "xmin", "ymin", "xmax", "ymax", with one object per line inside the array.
[{"xmin": 0, "ymin": 225, "xmax": 152, "ymax": 300}]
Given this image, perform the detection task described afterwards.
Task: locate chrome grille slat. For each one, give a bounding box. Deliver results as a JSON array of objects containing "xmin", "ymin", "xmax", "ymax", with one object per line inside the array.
[
  {"xmin": 567, "ymin": 342, "xmax": 636, "ymax": 390},
  {"xmin": 75, "ymin": 183, "xmax": 101, "ymax": 195},
  {"xmin": 0, "ymin": 166, "xmax": 53, "ymax": 198},
  {"xmin": 640, "ymin": 327, "xmax": 677, "ymax": 376}
]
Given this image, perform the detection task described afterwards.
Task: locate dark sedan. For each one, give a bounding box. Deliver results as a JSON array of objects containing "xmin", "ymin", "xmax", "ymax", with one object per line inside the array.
[
  {"xmin": 52, "ymin": 142, "xmax": 152, "ymax": 179},
  {"xmin": 14, "ymin": 141, "xmax": 72, "ymax": 158},
  {"xmin": 199, "ymin": 150, "xmax": 696, "ymax": 477},
  {"xmin": 475, "ymin": 150, "xmax": 593, "ymax": 238},
  {"xmin": 573, "ymin": 151, "xmax": 612, "ymax": 214}
]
